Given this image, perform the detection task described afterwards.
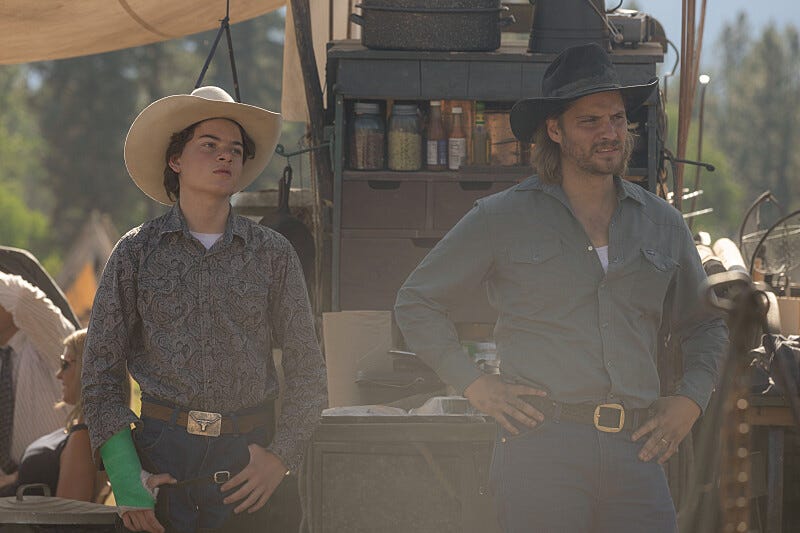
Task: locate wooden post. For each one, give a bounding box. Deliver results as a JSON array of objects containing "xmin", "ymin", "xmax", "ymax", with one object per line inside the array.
[{"xmin": 290, "ymin": 0, "xmax": 334, "ymax": 314}]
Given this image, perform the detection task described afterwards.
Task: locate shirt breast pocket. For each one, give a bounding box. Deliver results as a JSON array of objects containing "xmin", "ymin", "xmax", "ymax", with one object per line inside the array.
[
  {"xmin": 506, "ymin": 238, "xmax": 565, "ymax": 303},
  {"xmin": 221, "ymin": 277, "xmax": 269, "ymax": 329},
  {"xmin": 138, "ymin": 276, "xmax": 187, "ymax": 327},
  {"xmin": 633, "ymin": 248, "xmax": 678, "ymax": 319}
]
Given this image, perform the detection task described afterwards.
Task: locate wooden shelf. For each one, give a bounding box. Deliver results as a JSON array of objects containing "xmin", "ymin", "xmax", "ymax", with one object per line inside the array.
[{"xmin": 343, "ymin": 167, "xmax": 531, "ymax": 182}]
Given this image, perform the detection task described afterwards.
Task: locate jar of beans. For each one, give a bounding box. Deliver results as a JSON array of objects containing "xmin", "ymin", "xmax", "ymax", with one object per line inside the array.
[
  {"xmin": 388, "ymin": 103, "xmax": 422, "ymax": 171},
  {"xmin": 349, "ymin": 102, "xmax": 385, "ymax": 170}
]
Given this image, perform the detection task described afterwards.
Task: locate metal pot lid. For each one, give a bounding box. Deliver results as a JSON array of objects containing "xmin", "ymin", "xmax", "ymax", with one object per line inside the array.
[{"xmin": 0, "ymin": 495, "xmax": 118, "ymax": 525}]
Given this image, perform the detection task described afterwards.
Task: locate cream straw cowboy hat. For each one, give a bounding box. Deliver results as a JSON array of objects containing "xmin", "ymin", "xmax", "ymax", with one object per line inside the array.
[{"xmin": 124, "ymin": 86, "xmax": 282, "ymax": 205}]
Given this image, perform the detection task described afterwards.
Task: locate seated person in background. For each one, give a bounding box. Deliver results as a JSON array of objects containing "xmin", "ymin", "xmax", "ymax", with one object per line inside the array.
[
  {"xmin": 0, "ymin": 329, "xmax": 102, "ymax": 500},
  {"xmin": 0, "ymin": 272, "xmax": 75, "ymax": 475}
]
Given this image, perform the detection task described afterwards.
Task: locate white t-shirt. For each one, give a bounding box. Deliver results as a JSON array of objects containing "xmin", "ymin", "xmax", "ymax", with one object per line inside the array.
[
  {"xmin": 190, "ymin": 232, "xmax": 223, "ymax": 250},
  {"xmin": 595, "ymin": 245, "xmax": 609, "ymax": 273}
]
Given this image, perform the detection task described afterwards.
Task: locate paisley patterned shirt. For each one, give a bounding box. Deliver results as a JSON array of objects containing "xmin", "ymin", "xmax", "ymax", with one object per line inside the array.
[{"xmin": 82, "ymin": 205, "xmax": 327, "ymax": 472}]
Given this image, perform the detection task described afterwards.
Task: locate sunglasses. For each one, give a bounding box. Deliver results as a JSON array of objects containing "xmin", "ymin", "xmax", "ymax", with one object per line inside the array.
[{"xmin": 59, "ymin": 357, "xmax": 75, "ymax": 372}]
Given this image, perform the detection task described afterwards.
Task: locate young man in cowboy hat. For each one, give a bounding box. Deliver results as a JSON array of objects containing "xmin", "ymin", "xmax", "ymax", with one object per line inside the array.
[
  {"xmin": 395, "ymin": 43, "xmax": 727, "ymax": 531},
  {"xmin": 82, "ymin": 86, "xmax": 327, "ymax": 533}
]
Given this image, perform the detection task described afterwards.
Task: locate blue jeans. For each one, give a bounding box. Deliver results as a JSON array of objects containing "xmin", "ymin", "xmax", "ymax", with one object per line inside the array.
[
  {"xmin": 490, "ymin": 419, "xmax": 677, "ymax": 533},
  {"xmin": 133, "ymin": 414, "xmax": 299, "ymax": 533}
]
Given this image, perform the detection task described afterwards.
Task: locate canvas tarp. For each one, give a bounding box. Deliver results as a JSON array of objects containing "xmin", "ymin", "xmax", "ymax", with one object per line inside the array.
[{"xmin": 1, "ymin": 0, "xmax": 359, "ymax": 122}]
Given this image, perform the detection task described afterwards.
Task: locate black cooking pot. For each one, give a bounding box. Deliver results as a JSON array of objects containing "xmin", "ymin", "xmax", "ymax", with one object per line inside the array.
[
  {"xmin": 528, "ymin": 0, "xmax": 610, "ymax": 53},
  {"xmin": 351, "ymin": 0, "xmax": 515, "ymax": 52}
]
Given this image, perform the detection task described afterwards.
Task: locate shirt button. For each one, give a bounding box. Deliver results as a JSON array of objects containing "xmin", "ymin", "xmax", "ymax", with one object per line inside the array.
[
  {"xmin": 587, "ymin": 245, "xmax": 594, "ymax": 251},
  {"xmin": 607, "ymin": 361, "xmax": 614, "ymax": 367}
]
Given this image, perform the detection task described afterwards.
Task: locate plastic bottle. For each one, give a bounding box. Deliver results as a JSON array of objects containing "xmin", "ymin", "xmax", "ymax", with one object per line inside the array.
[
  {"xmin": 448, "ymin": 107, "xmax": 467, "ymax": 171},
  {"xmin": 472, "ymin": 102, "xmax": 490, "ymax": 166},
  {"xmin": 426, "ymin": 101, "xmax": 447, "ymax": 170}
]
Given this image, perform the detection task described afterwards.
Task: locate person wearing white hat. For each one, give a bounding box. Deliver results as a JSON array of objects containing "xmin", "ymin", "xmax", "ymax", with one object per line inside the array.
[{"xmin": 82, "ymin": 87, "xmax": 327, "ymax": 533}]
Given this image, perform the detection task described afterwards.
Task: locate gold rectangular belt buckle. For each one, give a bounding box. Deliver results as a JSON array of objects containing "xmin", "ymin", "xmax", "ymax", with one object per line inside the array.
[
  {"xmin": 187, "ymin": 410, "xmax": 222, "ymax": 437},
  {"xmin": 593, "ymin": 403, "xmax": 625, "ymax": 433}
]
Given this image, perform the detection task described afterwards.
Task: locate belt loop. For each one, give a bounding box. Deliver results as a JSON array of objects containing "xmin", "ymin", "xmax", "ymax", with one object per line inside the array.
[
  {"xmin": 231, "ymin": 413, "xmax": 241, "ymax": 434},
  {"xmin": 551, "ymin": 400, "xmax": 562, "ymax": 423},
  {"xmin": 167, "ymin": 407, "xmax": 180, "ymax": 431}
]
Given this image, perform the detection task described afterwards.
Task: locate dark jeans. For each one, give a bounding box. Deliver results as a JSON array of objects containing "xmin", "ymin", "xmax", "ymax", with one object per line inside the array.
[
  {"xmin": 133, "ymin": 415, "xmax": 300, "ymax": 533},
  {"xmin": 490, "ymin": 419, "xmax": 677, "ymax": 533}
]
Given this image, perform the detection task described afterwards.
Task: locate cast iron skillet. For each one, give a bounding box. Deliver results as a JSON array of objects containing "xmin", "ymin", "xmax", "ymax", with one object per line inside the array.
[{"xmin": 260, "ymin": 166, "xmax": 316, "ymax": 296}]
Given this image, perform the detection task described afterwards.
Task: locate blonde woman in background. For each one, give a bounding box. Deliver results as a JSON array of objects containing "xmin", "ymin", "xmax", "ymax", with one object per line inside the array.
[{"xmin": 0, "ymin": 329, "xmax": 101, "ymax": 499}]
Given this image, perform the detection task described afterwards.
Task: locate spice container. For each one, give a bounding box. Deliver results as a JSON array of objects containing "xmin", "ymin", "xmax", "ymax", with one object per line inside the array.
[
  {"xmin": 388, "ymin": 103, "xmax": 422, "ymax": 171},
  {"xmin": 472, "ymin": 102, "xmax": 490, "ymax": 166},
  {"xmin": 425, "ymin": 101, "xmax": 447, "ymax": 171},
  {"xmin": 349, "ymin": 102, "xmax": 385, "ymax": 170},
  {"xmin": 447, "ymin": 107, "xmax": 467, "ymax": 170},
  {"xmin": 485, "ymin": 110, "xmax": 520, "ymax": 166}
]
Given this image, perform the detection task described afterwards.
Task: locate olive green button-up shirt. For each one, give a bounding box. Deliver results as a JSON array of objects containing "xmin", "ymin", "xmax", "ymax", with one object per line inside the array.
[{"xmin": 395, "ymin": 176, "xmax": 728, "ymax": 411}]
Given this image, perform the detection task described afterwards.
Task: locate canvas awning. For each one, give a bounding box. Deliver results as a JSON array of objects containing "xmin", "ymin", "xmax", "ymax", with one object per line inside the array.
[
  {"xmin": 1, "ymin": 1, "xmax": 358, "ymax": 122},
  {"xmin": 0, "ymin": 1, "xmax": 284, "ymax": 65}
]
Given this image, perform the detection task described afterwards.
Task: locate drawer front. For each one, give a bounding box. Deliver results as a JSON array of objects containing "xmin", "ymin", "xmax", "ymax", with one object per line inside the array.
[
  {"xmin": 341, "ymin": 180, "xmax": 427, "ymax": 229},
  {"xmin": 339, "ymin": 237, "xmax": 436, "ymax": 310},
  {"xmin": 339, "ymin": 236, "xmax": 498, "ymax": 324},
  {"xmin": 432, "ymin": 181, "xmax": 517, "ymax": 230}
]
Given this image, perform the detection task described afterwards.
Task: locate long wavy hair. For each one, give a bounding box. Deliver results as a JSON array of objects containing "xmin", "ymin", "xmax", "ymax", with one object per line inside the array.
[
  {"xmin": 58, "ymin": 329, "xmax": 87, "ymax": 430},
  {"xmin": 530, "ymin": 115, "xmax": 637, "ymax": 184}
]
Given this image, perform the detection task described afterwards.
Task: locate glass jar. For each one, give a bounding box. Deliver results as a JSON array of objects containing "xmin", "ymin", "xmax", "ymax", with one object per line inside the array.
[
  {"xmin": 388, "ymin": 103, "xmax": 422, "ymax": 171},
  {"xmin": 349, "ymin": 102, "xmax": 385, "ymax": 170}
]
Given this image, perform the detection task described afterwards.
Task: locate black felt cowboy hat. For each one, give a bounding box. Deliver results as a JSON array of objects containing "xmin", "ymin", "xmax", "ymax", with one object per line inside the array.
[{"xmin": 510, "ymin": 43, "xmax": 658, "ymax": 143}]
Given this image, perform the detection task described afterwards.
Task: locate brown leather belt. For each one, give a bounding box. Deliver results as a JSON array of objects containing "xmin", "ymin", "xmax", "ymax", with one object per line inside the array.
[
  {"xmin": 141, "ymin": 400, "xmax": 273, "ymax": 436},
  {"xmin": 522, "ymin": 395, "xmax": 653, "ymax": 433}
]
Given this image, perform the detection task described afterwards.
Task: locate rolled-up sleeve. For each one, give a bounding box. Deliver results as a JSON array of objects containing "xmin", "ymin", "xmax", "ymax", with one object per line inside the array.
[
  {"xmin": 82, "ymin": 235, "xmax": 141, "ymax": 457},
  {"xmin": 395, "ymin": 202, "xmax": 494, "ymax": 394}
]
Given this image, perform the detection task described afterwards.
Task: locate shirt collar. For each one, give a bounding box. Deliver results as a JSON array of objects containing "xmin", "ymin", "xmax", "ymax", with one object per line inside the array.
[
  {"xmin": 159, "ymin": 203, "xmax": 250, "ymax": 245},
  {"xmin": 516, "ymin": 174, "xmax": 646, "ymax": 206}
]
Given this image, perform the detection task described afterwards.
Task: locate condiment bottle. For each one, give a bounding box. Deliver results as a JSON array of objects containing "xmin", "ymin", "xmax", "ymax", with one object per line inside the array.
[
  {"xmin": 448, "ymin": 107, "xmax": 467, "ymax": 170},
  {"xmin": 472, "ymin": 102, "xmax": 490, "ymax": 166},
  {"xmin": 426, "ymin": 101, "xmax": 447, "ymax": 171},
  {"xmin": 388, "ymin": 103, "xmax": 422, "ymax": 171},
  {"xmin": 349, "ymin": 102, "xmax": 385, "ymax": 170}
]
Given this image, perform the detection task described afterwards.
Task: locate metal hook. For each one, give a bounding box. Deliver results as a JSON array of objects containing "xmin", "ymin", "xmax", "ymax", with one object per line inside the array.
[{"xmin": 274, "ymin": 142, "xmax": 331, "ymax": 160}]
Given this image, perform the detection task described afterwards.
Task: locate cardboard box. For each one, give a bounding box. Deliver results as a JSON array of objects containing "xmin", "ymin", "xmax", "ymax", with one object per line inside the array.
[
  {"xmin": 777, "ymin": 297, "xmax": 800, "ymax": 335},
  {"xmin": 322, "ymin": 311, "xmax": 394, "ymax": 407}
]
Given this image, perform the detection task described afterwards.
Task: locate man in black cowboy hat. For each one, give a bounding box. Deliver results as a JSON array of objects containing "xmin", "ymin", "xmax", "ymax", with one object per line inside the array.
[{"xmin": 395, "ymin": 43, "xmax": 727, "ymax": 531}]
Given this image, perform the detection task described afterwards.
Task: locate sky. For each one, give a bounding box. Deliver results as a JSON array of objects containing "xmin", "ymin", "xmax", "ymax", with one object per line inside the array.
[{"xmin": 622, "ymin": 0, "xmax": 800, "ymax": 70}]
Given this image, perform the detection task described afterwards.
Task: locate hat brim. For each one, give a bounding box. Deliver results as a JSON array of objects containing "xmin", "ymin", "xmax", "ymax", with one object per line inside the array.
[
  {"xmin": 125, "ymin": 94, "xmax": 282, "ymax": 205},
  {"xmin": 510, "ymin": 79, "xmax": 658, "ymax": 144}
]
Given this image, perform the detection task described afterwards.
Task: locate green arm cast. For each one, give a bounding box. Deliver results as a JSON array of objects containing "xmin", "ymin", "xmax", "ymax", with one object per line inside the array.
[{"xmin": 100, "ymin": 427, "xmax": 155, "ymax": 509}]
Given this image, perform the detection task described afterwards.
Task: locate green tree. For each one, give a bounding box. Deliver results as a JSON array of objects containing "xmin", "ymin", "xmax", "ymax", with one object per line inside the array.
[
  {"xmin": 0, "ymin": 64, "xmax": 57, "ymax": 267},
  {"xmin": 29, "ymin": 51, "xmax": 147, "ymax": 245},
  {"xmin": 712, "ymin": 14, "xmax": 800, "ymax": 212},
  {"xmin": 663, "ymin": 95, "xmax": 745, "ymax": 239}
]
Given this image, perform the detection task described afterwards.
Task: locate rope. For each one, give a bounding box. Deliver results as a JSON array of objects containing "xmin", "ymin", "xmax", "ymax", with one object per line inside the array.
[{"xmin": 194, "ymin": 0, "xmax": 241, "ymax": 102}]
